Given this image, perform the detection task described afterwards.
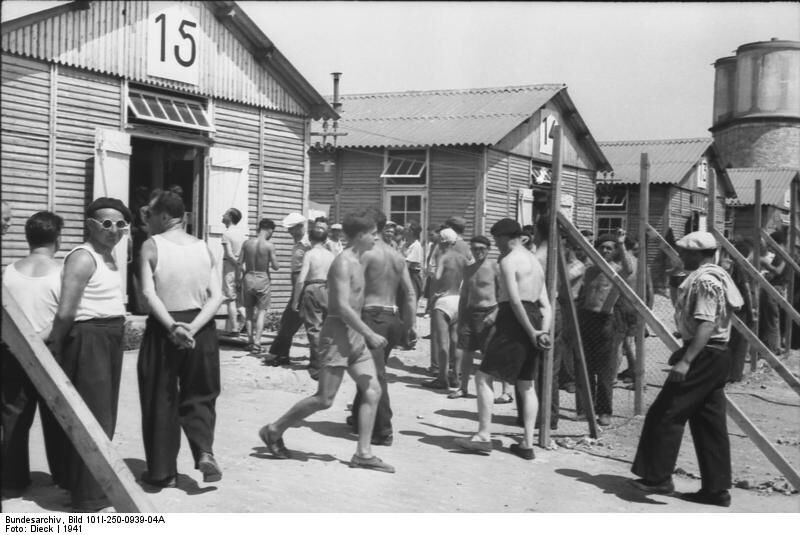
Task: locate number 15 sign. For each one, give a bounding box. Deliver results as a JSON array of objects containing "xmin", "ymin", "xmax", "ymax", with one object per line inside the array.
[{"xmin": 147, "ymin": 4, "xmax": 201, "ymax": 85}]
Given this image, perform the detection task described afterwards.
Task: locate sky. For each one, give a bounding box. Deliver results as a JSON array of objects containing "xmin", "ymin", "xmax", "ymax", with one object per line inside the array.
[{"xmin": 3, "ymin": 1, "xmax": 799, "ymax": 142}]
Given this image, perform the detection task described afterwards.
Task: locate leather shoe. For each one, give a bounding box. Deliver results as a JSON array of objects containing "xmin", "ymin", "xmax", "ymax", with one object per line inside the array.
[
  {"xmin": 629, "ymin": 477, "xmax": 675, "ymax": 495},
  {"xmin": 141, "ymin": 471, "xmax": 178, "ymax": 488},
  {"xmin": 197, "ymin": 452, "xmax": 222, "ymax": 483},
  {"xmin": 679, "ymin": 489, "xmax": 731, "ymax": 507},
  {"xmin": 371, "ymin": 434, "xmax": 393, "ymax": 447}
]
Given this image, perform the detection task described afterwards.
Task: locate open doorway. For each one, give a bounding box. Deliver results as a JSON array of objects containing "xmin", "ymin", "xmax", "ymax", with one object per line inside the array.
[{"xmin": 127, "ymin": 138, "xmax": 205, "ymax": 313}]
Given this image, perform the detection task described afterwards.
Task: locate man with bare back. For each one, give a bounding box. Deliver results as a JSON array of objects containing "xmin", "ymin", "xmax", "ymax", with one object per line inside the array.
[
  {"xmin": 292, "ymin": 226, "xmax": 335, "ymax": 379},
  {"xmin": 239, "ymin": 218, "xmax": 280, "ymax": 354},
  {"xmin": 349, "ymin": 210, "xmax": 415, "ymax": 446},
  {"xmin": 259, "ymin": 209, "xmax": 395, "ymax": 473},
  {"xmin": 455, "ymin": 218, "xmax": 552, "ymax": 460},
  {"xmin": 422, "ymin": 228, "xmax": 469, "ymax": 391}
]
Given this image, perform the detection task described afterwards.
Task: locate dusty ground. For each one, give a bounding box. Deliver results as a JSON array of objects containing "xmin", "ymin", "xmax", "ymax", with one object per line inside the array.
[{"xmin": 2, "ymin": 306, "xmax": 799, "ymax": 514}]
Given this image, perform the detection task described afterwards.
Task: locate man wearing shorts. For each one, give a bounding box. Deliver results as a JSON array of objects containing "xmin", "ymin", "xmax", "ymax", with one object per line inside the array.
[
  {"xmin": 259, "ymin": 209, "xmax": 395, "ymax": 473},
  {"xmin": 455, "ymin": 218, "xmax": 552, "ymax": 460},
  {"xmin": 221, "ymin": 208, "xmax": 247, "ymax": 334},
  {"xmin": 349, "ymin": 210, "xmax": 415, "ymax": 446},
  {"xmin": 292, "ymin": 226, "xmax": 335, "ymax": 378},
  {"xmin": 451, "ymin": 235, "xmax": 497, "ymax": 399},
  {"xmin": 423, "ymin": 228, "xmax": 468, "ymax": 391},
  {"xmin": 239, "ymin": 218, "xmax": 279, "ymax": 354}
]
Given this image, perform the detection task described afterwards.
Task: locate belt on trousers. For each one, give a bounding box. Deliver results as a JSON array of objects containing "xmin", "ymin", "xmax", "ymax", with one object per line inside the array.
[
  {"xmin": 246, "ymin": 271, "xmax": 268, "ymax": 275},
  {"xmin": 303, "ymin": 279, "xmax": 327, "ymax": 288},
  {"xmin": 363, "ymin": 305, "xmax": 398, "ymax": 313},
  {"xmin": 469, "ymin": 304, "xmax": 497, "ymax": 313}
]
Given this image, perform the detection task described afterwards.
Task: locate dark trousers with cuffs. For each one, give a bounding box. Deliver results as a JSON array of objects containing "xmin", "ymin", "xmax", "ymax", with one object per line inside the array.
[
  {"xmin": 352, "ymin": 308, "xmax": 403, "ymax": 439},
  {"xmin": 632, "ymin": 345, "xmax": 732, "ymax": 492},
  {"xmin": 41, "ymin": 318, "xmax": 124, "ymax": 511},
  {"xmin": 1, "ymin": 341, "xmax": 38, "ymax": 490},
  {"xmin": 137, "ymin": 311, "xmax": 220, "ymax": 481},
  {"xmin": 269, "ymin": 279, "xmax": 305, "ymax": 357}
]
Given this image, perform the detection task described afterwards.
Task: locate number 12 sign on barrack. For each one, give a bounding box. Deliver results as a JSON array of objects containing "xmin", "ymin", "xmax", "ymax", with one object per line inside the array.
[{"xmin": 147, "ymin": 4, "xmax": 201, "ymax": 85}]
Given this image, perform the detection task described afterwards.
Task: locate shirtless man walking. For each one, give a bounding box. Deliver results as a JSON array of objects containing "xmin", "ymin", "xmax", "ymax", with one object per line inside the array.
[
  {"xmin": 239, "ymin": 218, "xmax": 280, "ymax": 354},
  {"xmin": 422, "ymin": 228, "xmax": 469, "ymax": 391},
  {"xmin": 292, "ymin": 227, "xmax": 335, "ymax": 379},
  {"xmin": 259, "ymin": 209, "xmax": 395, "ymax": 473},
  {"xmin": 455, "ymin": 218, "xmax": 552, "ymax": 459},
  {"xmin": 350, "ymin": 210, "xmax": 415, "ymax": 445},
  {"xmin": 451, "ymin": 235, "xmax": 498, "ymax": 399}
]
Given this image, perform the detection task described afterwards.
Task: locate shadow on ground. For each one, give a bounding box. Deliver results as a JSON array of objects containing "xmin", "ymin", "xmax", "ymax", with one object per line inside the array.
[
  {"xmin": 124, "ymin": 458, "xmax": 217, "ymax": 496},
  {"xmin": 1, "ymin": 471, "xmax": 70, "ymax": 512},
  {"xmin": 555, "ymin": 468, "xmax": 667, "ymax": 505}
]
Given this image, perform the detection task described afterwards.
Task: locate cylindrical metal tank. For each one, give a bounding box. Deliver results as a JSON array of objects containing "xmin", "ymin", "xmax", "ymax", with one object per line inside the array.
[{"xmin": 712, "ymin": 38, "xmax": 800, "ymax": 168}]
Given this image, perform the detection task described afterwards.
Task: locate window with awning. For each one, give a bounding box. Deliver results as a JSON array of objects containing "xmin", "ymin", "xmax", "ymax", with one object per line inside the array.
[
  {"xmin": 127, "ymin": 89, "xmax": 214, "ymax": 133},
  {"xmin": 381, "ymin": 150, "xmax": 427, "ymax": 185}
]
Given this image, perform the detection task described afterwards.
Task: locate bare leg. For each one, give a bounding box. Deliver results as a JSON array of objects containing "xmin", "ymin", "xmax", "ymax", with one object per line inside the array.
[
  {"xmin": 225, "ymin": 299, "xmax": 238, "ymax": 332},
  {"xmin": 459, "ymin": 350, "xmax": 477, "ymax": 392},
  {"xmin": 433, "ymin": 311, "xmax": 451, "ymax": 384},
  {"xmin": 347, "ymin": 358, "xmax": 382, "ymax": 458},
  {"xmin": 623, "ymin": 336, "xmax": 635, "ymax": 371},
  {"xmin": 473, "ymin": 370, "xmax": 494, "ymax": 441},
  {"xmin": 253, "ymin": 309, "xmax": 267, "ymax": 349},
  {"xmin": 517, "ymin": 379, "xmax": 538, "ymax": 449},
  {"xmin": 245, "ymin": 306, "xmax": 256, "ymax": 345},
  {"xmin": 269, "ymin": 367, "xmax": 345, "ymax": 436}
]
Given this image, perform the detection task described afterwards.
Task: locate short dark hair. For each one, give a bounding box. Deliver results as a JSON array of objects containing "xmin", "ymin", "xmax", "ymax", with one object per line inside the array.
[
  {"xmin": 25, "ymin": 211, "xmax": 63, "ymax": 248},
  {"xmin": 406, "ymin": 220, "xmax": 421, "ymax": 239},
  {"xmin": 86, "ymin": 197, "xmax": 132, "ymax": 222},
  {"xmin": 342, "ymin": 208, "xmax": 377, "ymax": 240},
  {"xmin": 445, "ymin": 217, "xmax": 466, "ymax": 234},
  {"xmin": 227, "ymin": 208, "xmax": 242, "ymax": 225},
  {"xmin": 308, "ymin": 227, "xmax": 328, "ymax": 244},
  {"xmin": 470, "ymin": 235, "xmax": 491, "ymax": 248},
  {"xmin": 595, "ymin": 234, "xmax": 617, "ymax": 248},
  {"xmin": 150, "ymin": 190, "xmax": 185, "ymax": 219},
  {"xmin": 368, "ymin": 208, "xmax": 388, "ymax": 232},
  {"xmin": 490, "ymin": 218, "xmax": 522, "ymax": 238},
  {"xmin": 258, "ymin": 218, "xmax": 275, "ymax": 231},
  {"xmin": 314, "ymin": 216, "xmax": 329, "ymax": 224}
]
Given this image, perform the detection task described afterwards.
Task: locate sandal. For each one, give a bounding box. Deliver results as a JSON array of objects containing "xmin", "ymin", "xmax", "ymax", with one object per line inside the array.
[
  {"xmin": 258, "ymin": 425, "xmax": 291, "ymax": 459},
  {"xmin": 494, "ymin": 393, "xmax": 513, "ymax": 404}
]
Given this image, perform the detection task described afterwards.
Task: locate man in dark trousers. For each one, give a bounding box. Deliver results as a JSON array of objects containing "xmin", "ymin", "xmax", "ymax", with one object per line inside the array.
[
  {"xmin": 630, "ymin": 231, "xmax": 743, "ymax": 507},
  {"xmin": 264, "ymin": 213, "xmax": 310, "ymax": 366}
]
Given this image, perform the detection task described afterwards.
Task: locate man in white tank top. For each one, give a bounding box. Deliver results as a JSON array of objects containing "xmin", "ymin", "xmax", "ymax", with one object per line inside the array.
[
  {"xmin": 137, "ymin": 189, "xmax": 225, "ymax": 487},
  {"xmin": 1, "ymin": 210, "xmax": 63, "ymax": 494}
]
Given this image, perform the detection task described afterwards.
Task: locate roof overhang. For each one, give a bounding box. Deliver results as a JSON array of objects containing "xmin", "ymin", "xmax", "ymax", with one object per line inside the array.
[{"xmin": 549, "ymin": 89, "xmax": 613, "ymax": 173}]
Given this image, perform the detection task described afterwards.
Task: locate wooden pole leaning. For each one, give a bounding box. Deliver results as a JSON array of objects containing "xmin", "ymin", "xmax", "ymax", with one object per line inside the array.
[
  {"xmin": 731, "ymin": 315, "xmax": 800, "ymax": 396},
  {"xmin": 540, "ymin": 125, "xmax": 564, "ymax": 447},
  {"xmin": 752, "ymin": 180, "xmax": 763, "ymax": 372},
  {"xmin": 558, "ymin": 246, "xmax": 599, "ymax": 438},
  {"xmin": 646, "ymin": 223, "xmax": 682, "ymax": 265},
  {"xmin": 635, "ymin": 153, "xmax": 649, "ymax": 415},
  {"xmin": 787, "ymin": 179, "xmax": 798, "ymax": 350},
  {"xmin": 761, "ymin": 229, "xmax": 800, "ymax": 275},
  {"xmin": 1, "ymin": 291, "xmax": 155, "ymax": 513}
]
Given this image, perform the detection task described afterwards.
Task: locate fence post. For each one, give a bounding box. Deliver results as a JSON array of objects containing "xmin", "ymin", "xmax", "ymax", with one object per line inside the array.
[
  {"xmin": 540, "ymin": 125, "xmax": 563, "ymax": 447},
  {"xmin": 786, "ymin": 179, "xmax": 797, "ymax": 351},
  {"xmin": 635, "ymin": 153, "xmax": 649, "ymax": 415},
  {"xmin": 752, "ymin": 179, "xmax": 762, "ymax": 372}
]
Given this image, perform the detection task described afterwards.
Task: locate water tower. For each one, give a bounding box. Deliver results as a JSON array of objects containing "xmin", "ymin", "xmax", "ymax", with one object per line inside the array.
[{"xmin": 711, "ymin": 38, "xmax": 800, "ymax": 168}]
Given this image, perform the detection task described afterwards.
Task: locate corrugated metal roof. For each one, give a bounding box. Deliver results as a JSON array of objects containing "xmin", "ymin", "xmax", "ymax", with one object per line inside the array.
[
  {"xmin": 597, "ymin": 138, "xmax": 712, "ymax": 185},
  {"xmin": 727, "ymin": 168, "xmax": 799, "ymax": 207},
  {"xmin": 330, "ymin": 84, "xmax": 564, "ymax": 148}
]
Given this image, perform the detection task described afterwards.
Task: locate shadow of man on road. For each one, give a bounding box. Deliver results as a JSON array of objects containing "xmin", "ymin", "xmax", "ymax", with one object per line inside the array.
[
  {"xmin": 125, "ymin": 458, "xmax": 217, "ymax": 496},
  {"xmin": 555, "ymin": 468, "xmax": 667, "ymax": 505}
]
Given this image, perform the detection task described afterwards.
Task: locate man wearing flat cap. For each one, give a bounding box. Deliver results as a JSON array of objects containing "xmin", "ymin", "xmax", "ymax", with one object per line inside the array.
[{"xmin": 630, "ymin": 231, "xmax": 743, "ymax": 507}]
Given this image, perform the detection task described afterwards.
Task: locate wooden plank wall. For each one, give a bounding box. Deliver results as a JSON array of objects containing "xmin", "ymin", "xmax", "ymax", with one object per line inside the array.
[
  {"xmin": 1, "ymin": 54, "xmax": 50, "ymax": 264},
  {"xmin": 55, "ymin": 66, "xmax": 122, "ymax": 254},
  {"xmin": 332, "ymin": 148, "xmax": 384, "ymax": 217},
  {"xmin": 428, "ymin": 147, "xmax": 479, "ymax": 237}
]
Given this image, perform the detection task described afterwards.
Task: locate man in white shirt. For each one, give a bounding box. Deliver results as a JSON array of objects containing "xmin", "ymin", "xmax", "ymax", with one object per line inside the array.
[
  {"xmin": 2, "ymin": 210, "xmax": 63, "ymax": 494},
  {"xmin": 221, "ymin": 208, "xmax": 247, "ymax": 334}
]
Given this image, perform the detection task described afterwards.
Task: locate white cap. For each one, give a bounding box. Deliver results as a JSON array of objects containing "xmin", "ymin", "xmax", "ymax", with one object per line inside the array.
[
  {"xmin": 440, "ymin": 228, "xmax": 458, "ymax": 244},
  {"xmin": 676, "ymin": 231, "xmax": 717, "ymax": 251},
  {"xmin": 282, "ymin": 212, "xmax": 306, "ymax": 229}
]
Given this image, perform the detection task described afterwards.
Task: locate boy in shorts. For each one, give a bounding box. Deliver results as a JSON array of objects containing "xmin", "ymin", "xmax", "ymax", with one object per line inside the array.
[{"xmin": 259, "ymin": 209, "xmax": 395, "ymax": 473}]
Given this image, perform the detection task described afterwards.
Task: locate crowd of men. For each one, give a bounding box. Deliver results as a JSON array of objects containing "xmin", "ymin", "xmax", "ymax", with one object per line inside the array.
[{"xmin": 2, "ymin": 192, "xmax": 777, "ymax": 509}]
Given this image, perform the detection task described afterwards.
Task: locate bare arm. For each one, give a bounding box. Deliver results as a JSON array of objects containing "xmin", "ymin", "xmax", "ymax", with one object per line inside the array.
[
  {"xmin": 399, "ymin": 262, "xmax": 416, "ymax": 331},
  {"xmin": 269, "ymin": 243, "xmax": 280, "ymax": 272},
  {"xmin": 48, "ymin": 250, "xmax": 94, "ymax": 354},
  {"xmin": 184, "ymin": 247, "xmax": 225, "ymax": 336},
  {"xmin": 292, "ymin": 254, "xmax": 311, "ymax": 311}
]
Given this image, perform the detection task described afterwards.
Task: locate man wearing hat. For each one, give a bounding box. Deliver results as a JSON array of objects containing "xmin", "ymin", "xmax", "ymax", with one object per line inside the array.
[
  {"xmin": 630, "ymin": 231, "xmax": 743, "ymax": 507},
  {"xmin": 264, "ymin": 213, "xmax": 310, "ymax": 366},
  {"xmin": 326, "ymin": 223, "xmax": 345, "ymax": 255},
  {"xmin": 444, "ymin": 216, "xmax": 473, "ymax": 262}
]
